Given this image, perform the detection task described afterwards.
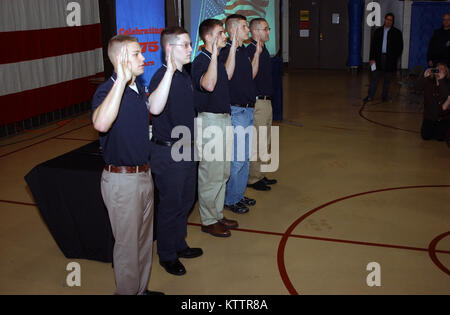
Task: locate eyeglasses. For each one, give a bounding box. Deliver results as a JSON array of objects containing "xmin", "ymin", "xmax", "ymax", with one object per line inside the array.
[
  {"xmin": 171, "ymin": 42, "xmax": 192, "ymax": 49},
  {"xmin": 255, "ymin": 27, "xmax": 271, "ymax": 31}
]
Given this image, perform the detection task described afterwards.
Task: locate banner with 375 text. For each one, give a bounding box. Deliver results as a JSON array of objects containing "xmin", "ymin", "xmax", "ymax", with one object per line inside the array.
[{"xmin": 116, "ymin": 0, "xmax": 165, "ymax": 89}]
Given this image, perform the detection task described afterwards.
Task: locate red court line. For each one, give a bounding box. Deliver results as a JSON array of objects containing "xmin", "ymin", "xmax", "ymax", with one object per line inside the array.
[
  {"xmin": 3, "ymin": 201, "xmax": 447, "ymax": 256},
  {"xmin": 54, "ymin": 137, "xmax": 96, "ymax": 142},
  {"xmin": 0, "ymin": 123, "xmax": 92, "ymax": 159},
  {"xmin": 358, "ymin": 103, "xmax": 419, "ymax": 134},
  {"xmin": 321, "ymin": 125, "xmax": 365, "ymax": 132},
  {"xmin": 0, "ymin": 200, "xmax": 37, "ymax": 207},
  {"xmin": 3, "ymin": 200, "xmax": 448, "ymax": 256},
  {"xmin": 363, "ymin": 110, "xmax": 421, "ymax": 115},
  {"xmin": 288, "ymin": 233, "xmax": 450, "ymax": 255},
  {"xmin": 428, "ymin": 231, "xmax": 450, "ymax": 276},
  {"xmin": 0, "ymin": 119, "xmax": 71, "ymax": 148},
  {"xmin": 188, "ymin": 222, "xmax": 285, "ymax": 237},
  {"xmin": 187, "ymin": 223, "xmax": 450, "ymax": 254},
  {"xmin": 277, "ymin": 184, "xmax": 450, "ymax": 295}
]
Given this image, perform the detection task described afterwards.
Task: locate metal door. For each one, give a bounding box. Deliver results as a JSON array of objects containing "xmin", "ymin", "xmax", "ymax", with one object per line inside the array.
[
  {"xmin": 289, "ymin": 0, "xmax": 320, "ymax": 68},
  {"xmin": 289, "ymin": 0, "xmax": 349, "ymax": 69},
  {"xmin": 319, "ymin": 0, "xmax": 349, "ymax": 69}
]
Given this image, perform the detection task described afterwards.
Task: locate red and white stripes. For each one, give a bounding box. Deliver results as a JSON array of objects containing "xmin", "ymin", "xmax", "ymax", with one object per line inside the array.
[{"xmin": 0, "ymin": 0, "xmax": 104, "ymax": 125}]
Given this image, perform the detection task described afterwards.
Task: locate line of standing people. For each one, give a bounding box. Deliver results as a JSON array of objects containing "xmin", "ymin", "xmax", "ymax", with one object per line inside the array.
[{"xmin": 91, "ymin": 14, "xmax": 277, "ymax": 294}]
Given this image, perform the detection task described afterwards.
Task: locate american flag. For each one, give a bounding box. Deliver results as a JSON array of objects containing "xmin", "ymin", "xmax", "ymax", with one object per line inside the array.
[
  {"xmin": 194, "ymin": 0, "xmax": 270, "ymax": 53},
  {"xmin": 201, "ymin": 0, "xmax": 269, "ymax": 25}
]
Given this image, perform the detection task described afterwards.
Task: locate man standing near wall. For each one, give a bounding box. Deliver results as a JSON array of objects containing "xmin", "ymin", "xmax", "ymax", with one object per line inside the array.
[
  {"xmin": 364, "ymin": 13, "xmax": 403, "ymax": 103},
  {"xmin": 427, "ymin": 13, "xmax": 450, "ymax": 68}
]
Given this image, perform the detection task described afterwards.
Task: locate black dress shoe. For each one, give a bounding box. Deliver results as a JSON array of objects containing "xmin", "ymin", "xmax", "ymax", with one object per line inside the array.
[
  {"xmin": 247, "ymin": 179, "xmax": 271, "ymax": 191},
  {"xmin": 240, "ymin": 196, "xmax": 256, "ymax": 206},
  {"xmin": 177, "ymin": 247, "xmax": 203, "ymax": 259},
  {"xmin": 262, "ymin": 177, "xmax": 277, "ymax": 185},
  {"xmin": 159, "ymin": 259, "xmax": 186, "ymax": 276},
  {"xmin": 143, "ymin": 290, "xmax": 165, "ymax": 295},
  {"xmin": 224, "ymin": 202, "xmax": 249, "ymax": 214},
  {"xmin": 363, "ymin": 96, "xmax": 372, "ymax": 104}
]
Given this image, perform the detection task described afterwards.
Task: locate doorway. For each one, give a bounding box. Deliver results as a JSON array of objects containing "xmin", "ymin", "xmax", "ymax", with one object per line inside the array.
[{"xmin": 289, "ymin": 0, "xmax": 349, "ymax": 69}]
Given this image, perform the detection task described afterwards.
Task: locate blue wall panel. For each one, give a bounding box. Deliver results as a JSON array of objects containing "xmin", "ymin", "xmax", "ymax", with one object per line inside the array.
[{"xmin": 409, "ymin": 2, "xmax": 450, "ymax": 70}]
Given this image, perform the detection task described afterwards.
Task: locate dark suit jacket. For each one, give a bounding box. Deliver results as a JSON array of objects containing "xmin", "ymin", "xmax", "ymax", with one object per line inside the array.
[
  {"xmin": 369, "ymin": 26, "xmax": 403, "ymax": 72},
  {"xmin": 427, "ymin": 27, "xmax": 450, "ymax": 66}
]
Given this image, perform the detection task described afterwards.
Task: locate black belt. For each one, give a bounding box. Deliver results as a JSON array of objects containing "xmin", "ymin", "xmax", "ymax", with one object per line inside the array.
[
  {"xmin": 151, "ymin": 137, "xmax": 174, "ymax": 147},
  {"xmin": 151, "ymin": 137, "xmax": 193, "ymax": 147},
  {"xmin": 256, "ymin": 95, "xmax": 272, "ymax": 101},
  {"xmin": 233, "ymin": 102, "xmax": 255, "ymax": 108}
]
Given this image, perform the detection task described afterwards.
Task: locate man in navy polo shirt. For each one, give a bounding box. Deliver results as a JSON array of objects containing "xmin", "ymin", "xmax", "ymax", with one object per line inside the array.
[
  {"xmin": 219, "ymin": 14, "xmax": 262, "ymax": 214},
  {"xmin": 147, "ymin": 27, "xmax": 202, "ymax": 276},
  {"xmin": 91, "ymin": 35, "xmax": 162, "ymax": 295},
  {"xmin": 247, "ymin": 18, "xmax": 278, "ymax": 191},
  {"xmin": 191, "ymin": 19, "xmax": 239, "ymax": 238}
]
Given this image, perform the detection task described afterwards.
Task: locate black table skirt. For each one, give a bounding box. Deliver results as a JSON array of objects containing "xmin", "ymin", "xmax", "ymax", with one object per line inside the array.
[{"xmin": 25, "ymin": 141, "xmax": 114, "ymax": 263}]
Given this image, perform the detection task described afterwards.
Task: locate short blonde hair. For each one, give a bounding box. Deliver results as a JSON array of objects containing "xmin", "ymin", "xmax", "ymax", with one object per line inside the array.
[{"xmin": 107, "ymin": 35, "xmax": 139, "ymax": 65}]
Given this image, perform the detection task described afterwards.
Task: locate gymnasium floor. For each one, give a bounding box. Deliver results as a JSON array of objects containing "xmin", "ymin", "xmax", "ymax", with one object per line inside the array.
[{"xmin": 0, "ymin": 69, "xmax": 449, "ymax": 295}]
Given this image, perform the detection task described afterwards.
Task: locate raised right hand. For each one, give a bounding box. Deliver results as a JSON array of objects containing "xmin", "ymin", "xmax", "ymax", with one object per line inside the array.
[
  {"xmin": 231, "ymin": 28, "xmax": 238, "ymax": 48},
  {"xmin": 116, "ymin": 45, "xmax": 132, "ymax": 83},
  {"xmin": 212, "ymin": 33, "xmax": 219, "ymax": 56},
  {"xmin": 166, "ymin": 46, "xmax": 177, "ymax": 74}
]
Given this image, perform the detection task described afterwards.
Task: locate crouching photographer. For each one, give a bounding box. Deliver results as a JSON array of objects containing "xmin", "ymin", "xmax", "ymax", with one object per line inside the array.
[{"xmin": 421, "ymin": 63, "xmax": 450, "ymax": 142}]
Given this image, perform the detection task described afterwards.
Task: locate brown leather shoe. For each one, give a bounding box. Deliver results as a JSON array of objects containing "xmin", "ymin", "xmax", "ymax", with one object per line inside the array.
[
  {"xmin": 201, "ymin": 222, "xmax": 231, "ymax": 237},
  {"xmin": 218, "ymin": 217, "xmax": 239, "ymax": 229}
]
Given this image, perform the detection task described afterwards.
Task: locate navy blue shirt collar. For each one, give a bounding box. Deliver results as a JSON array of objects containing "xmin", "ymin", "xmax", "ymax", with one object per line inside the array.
[
  {"xmin": 201, "ymin": 48, "xmax": 212, "ymax": 59},
  {"xmin": 250, "ymin": 39, "xmax": 267, "ymax": 50},
  {"xmin": 110, "ymin": 72, "xmax": 145, "ymax": 95},
  {"xmin": 162, "ymin": 63, "xmax": 188, "ymax": 76},
  {"xmin": 226, "ymin": 39, "xmax": 243, "ymax": 50}
]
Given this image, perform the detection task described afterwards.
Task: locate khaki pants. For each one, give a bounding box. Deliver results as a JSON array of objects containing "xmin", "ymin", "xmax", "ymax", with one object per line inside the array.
[
  {"xmin": 101, "ymin": 169, "xmax": 154, "ymax": 295},
  {"xmin": 249, "ymin": 99, "xmax": 272, "ymax": 184},
  {"xmin": 196, "ymin": 112, "xmax": 232, "ymax": 226}
]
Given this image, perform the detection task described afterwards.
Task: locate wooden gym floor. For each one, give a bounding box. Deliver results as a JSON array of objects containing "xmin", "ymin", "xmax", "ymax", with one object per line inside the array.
[{"xmin": 0, "ymin": 69, "xmax": 449, "ymax": 295}]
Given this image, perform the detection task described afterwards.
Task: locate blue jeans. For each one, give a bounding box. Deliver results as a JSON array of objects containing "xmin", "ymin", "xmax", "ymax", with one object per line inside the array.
[{"xmin": 225, "ymin": 106, "xmax": 254, "ymax": 205}]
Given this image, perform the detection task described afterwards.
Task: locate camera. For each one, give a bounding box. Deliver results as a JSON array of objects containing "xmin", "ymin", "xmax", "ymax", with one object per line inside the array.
[{"xmin": 430, "ymin": 68, "xmax": 440, "ymax": 73}]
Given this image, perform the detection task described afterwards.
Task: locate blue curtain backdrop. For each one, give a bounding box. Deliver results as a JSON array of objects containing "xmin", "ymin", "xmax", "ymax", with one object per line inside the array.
[
  {"xmin": 409, "ymin": 2, "xmax": 450, "ymax": 70},
  {"xmin": 116, "ymin": 0, "xmax": 165, "ymax": 88}
]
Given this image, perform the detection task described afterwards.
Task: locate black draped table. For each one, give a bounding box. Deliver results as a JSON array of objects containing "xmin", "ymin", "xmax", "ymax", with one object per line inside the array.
[{"xmin": 25, "ymin": 140, "xmax": 114, "ymax": 262}]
